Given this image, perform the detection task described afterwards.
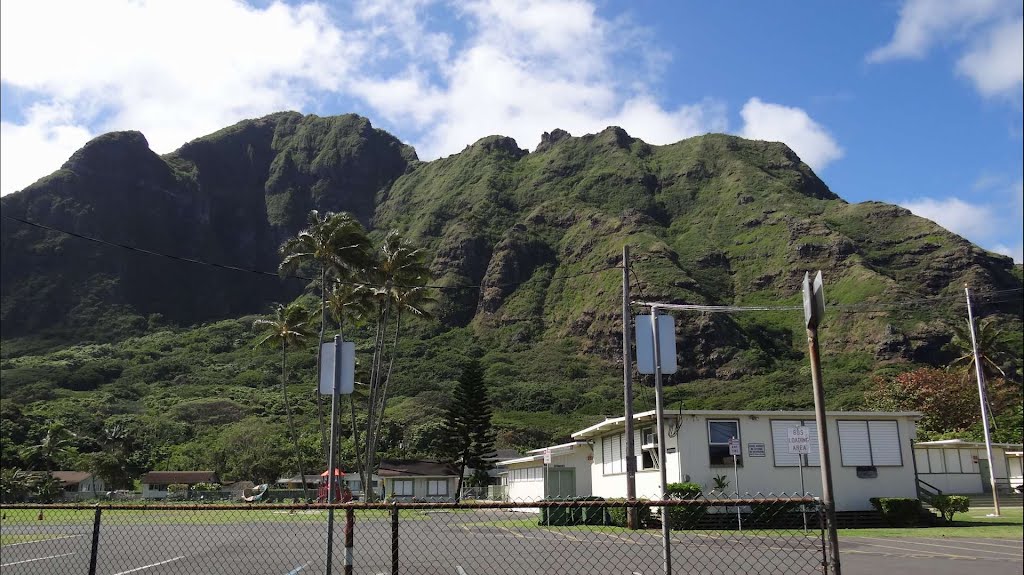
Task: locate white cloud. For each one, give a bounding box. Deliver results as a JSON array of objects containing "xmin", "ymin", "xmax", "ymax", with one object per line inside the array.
[
  {"xmin": 991, "ymin": 242, "xmax": 1024, "ymax": 263},
  {"xmin": 956, "ymin": 17, "xmax": 1024, "ymax": 96},
  {"xmin": 869, "ymin": 0, "xmax": 1022, "ymax": 97},
  {"xmin": 738, "ymin": 98, "xmax": 843, "ymax": 171},
  {"xmin": 0, "ymin": 0, "xmax": 359, "ymax": 195},
  {"xmin": 899, "ymin": 197, "xmax": 996, "ymax": 239},
  {"xmin": 0, "ymin": 103, "xmax": 94, "ymax": 194},
  {"xmin": 348, "ymin": 0, "xmax": 728, "ymax": 159}
]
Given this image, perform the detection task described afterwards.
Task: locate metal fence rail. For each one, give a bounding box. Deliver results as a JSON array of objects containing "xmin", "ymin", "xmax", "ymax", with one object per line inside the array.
[{"xmin": 1, "ymin": 495, "xmax": 827, "ymax": 574}]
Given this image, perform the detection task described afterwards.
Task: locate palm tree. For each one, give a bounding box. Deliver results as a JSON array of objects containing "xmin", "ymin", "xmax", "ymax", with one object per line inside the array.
[
  {"xmin": 280, "ymin": 211, "xmax": 372, "ymax": 459},
  {"xmin": 253, "ymin": 301, "xmax": 315, "ymax": 501},
  {"xmin": 948, "ymin": 317, "xmax": 1015, "ymax": 431},
  {"xmin": 19, "ymin": 422, "xmax": 76, "ymax": 472},
  {"xmin": 362, "ymin": 231, "xmax": 432, "ymax": 500}
]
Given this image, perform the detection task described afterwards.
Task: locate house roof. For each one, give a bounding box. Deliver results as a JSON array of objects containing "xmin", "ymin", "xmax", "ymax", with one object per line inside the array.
[
  {"xmin": 497, "ymin": 441, "xmax": 591, "ymax": 466},
  {"xmin": 571, "ymin": 409, "xmax": 924, "ymax": 440},
  {"xmin": 276, "ymin": 474, "xmax": 323, "ymax": 483},
  {"xmin": 377, "ymin": 460, "xmax": 459, "ymax": 477},
  {"xmin": 914, "ymin": 439, "xmax": 1024, "ymax": 450},
  {"xmin": 140, "ymin": 471, "xmax": 218, "ymax": 484},
  {"xmin": 51, "ymin": 471, "xmax": 93, "ymax": 486}
]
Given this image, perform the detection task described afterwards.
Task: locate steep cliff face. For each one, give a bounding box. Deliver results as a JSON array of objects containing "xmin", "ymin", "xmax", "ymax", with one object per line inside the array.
[{"xmin": 1, "ymin": 113, "xmax": 414, "ymax": 338}]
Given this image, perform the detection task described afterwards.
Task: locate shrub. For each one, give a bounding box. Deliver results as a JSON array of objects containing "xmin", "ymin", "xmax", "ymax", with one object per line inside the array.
[
  {"xmin": 665, "ymin": 482, "xmax": 707, "ymax": 529},
  {"xmin": 606, "ymin": 499, "xmax": 652, "ymax": 528},
  {"xmin": 931, "ymin": 495, "xmax": 970, "ymax": 523},
  {"xmin": 869, "ymin": 497, "xmax": 922, "ymax": 527}
]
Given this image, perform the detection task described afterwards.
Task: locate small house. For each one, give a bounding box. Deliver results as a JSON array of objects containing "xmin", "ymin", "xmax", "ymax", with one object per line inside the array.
[
  {"xmin": 496, "ymin": 442, "xmax": 593, "ymax": 501},
  {"xmin": 377, "ymin": 460, "xmax": 460, "ymax": 501},
  {"xmin": 913, "ymin": 439, "xmax": 1024, "ymax": 495},
  {"xmin": 52, "ymin": 471, "xmax": 105, "ymax": 499},
  {"xmin": 571, "ymin": 409, "xmax": 922, "ymax": 511}
]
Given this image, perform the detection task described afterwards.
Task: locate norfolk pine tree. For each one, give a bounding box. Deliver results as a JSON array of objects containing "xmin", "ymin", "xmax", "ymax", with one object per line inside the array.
[{"xmin": 446, "ymin": 359, "xmax": 497, "ymax": 500}]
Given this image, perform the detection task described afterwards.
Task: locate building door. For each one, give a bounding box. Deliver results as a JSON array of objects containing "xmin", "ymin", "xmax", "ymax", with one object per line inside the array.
[
  {"xmin": 979, "ymin": 459, "xmax": 991, "ymax": 493},
  {"xmin": 544, "ymin": 468, "xmax": 576, "ymax": 499}
]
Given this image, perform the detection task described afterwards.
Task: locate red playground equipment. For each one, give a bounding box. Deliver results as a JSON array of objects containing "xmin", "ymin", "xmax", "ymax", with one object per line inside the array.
[{"xmin": 317, "ymin": 468, "xmax": 348, "ymax": 502}]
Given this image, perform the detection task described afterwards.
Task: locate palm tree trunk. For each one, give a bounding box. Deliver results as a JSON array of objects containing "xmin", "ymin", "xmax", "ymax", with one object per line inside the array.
[
  {"xmin": 282, "ymin": 341, "xmax": 310, "ymax": 501},
  {"xmin": 315, "ymin": 267, "xmax": 328, "ymax": 462},
  {"xmin": 364, "ymin": 300, "xmax": 391, "ymax": 501},
  {"xmin": 372, "ymin": 311, "xmax": 403, "ymax": 453}
]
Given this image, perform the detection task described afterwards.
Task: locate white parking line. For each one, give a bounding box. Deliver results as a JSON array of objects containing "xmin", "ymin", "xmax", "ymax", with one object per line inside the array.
[
  {"xmin": 455, "ymin": 566, "xmax": 470, "ymax": 575},
  {"xmin": 854, "ymin": 536, "xmax": 1023, "ymax": 557},
  {"xmin": 910, "ymin": 537, "xmax": 1024, "ymax": 550},
  {"xmin": 1, "ymin": 552, "xmax": 75, "ymax": 567},
  {"xmin": 846, "ymin": 540, "xmax": 976, "ymax": 559},
  {"xmin": 111, "ymin": 556, "xmax": 185, "ymax": 575},
  {"xmin": 285, "ymin": 563, "xmax": 308, "ymax": 574},
  {"xmin": 0, "ymin": 534, "xmax": 81, "ymax": 547}
]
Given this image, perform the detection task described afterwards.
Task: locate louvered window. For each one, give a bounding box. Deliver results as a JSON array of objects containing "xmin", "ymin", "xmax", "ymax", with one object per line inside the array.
[
  {"xmin": 602, "ymin": 433, "xmax": 624, "ymax": 475},
  {"xmin": 838, "ymin": 420, "xmax": 903, "ymax": 467},
  {"xmin": 770, "ymin": 420, "xmax": 821, "ymax": 466}
]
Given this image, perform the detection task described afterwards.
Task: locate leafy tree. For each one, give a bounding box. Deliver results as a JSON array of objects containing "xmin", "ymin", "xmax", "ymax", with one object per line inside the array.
[
  {"xmin": 280, "ymin": 211, "xmax": 372, "ymax": 459},
  {"xmin": 866, "ymin": 367, "xmax": 1021, "ymax": 442},
  {"xmin": 253, "ymin": 302, "xmax": 314, "ymax": 500},
  {"xmin": 949, "ymin": 317, "xmax": 1017, "ymax": 384},
  {"xmin": 443, "ymin": 359, "xmax": 497, "ymax": 500}
]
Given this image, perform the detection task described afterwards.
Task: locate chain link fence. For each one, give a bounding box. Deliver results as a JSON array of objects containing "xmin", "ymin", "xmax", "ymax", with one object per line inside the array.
[{"xmin": 1, "ymin": 495, "xmax": 829, "ymax": 574}]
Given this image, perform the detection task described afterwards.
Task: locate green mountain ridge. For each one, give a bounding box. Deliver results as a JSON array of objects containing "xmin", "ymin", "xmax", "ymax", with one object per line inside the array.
[{"xmin": 1, "ymin": 112, "xmax": 1020, "ymax": 481}]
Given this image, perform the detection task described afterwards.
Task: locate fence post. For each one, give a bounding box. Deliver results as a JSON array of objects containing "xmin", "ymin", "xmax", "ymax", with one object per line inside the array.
[
  {"xmin": 88, "ymin": 506, "xmax": 102, "ymax": 575},
  {"xmin": 326, "ymin": 508, "xmax": 335, "ymax": 575},
  {"xmin": 345, "ymin": 507, "xmax": 354, "ymax": 575},
  {"xmin": 818, "ymin": 503, "xmax": 828, "ymax": 575},
  {"xmin": 391, "ymin": 501, "xmax": 399, "ymax": 575}
]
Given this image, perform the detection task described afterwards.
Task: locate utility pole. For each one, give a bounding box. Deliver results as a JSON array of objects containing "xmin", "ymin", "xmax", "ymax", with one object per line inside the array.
[
  {"xmin": 803, "ymin": 272, "xmax": 840, "ymax": 575},
  {"xmin": 326, "ymin": 334, "xmax": 342, "ymax": 575},
  {"xmin": 965, "ymin": 286, "xmax": 1001, "ymax": 516},
  {"xmin": 650, "ymin": 306, "xmax": 672, "ymax": 575},
  {"xmin": 622, "ymin": 245, "xmax": 637, "ymax": 529}
]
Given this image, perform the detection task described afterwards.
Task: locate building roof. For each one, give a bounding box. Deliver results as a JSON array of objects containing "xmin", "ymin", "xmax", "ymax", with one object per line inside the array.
[
  {"xmin": 276, "ymin": 474, "xmax": 323, "ymax": 484},
  {"xmin": 497, "ymin": 441, "xmax": 591, "ymax": 466},
  {"xmin": 914, "ymin": 439, "xmax": 1024, "ymax": 450},
  {"xmin": 571, "ymin": 409, "xmax": 923, "ymax": 440},
  {"xmin": 377, "ymin": 460, "xmax": 459, "ymax": 477},
  {"xmin": 140, "ymin": 471, "xmax": 218, "ymax": 484},
  {"xmin": 51, "ymin": 471, "xmax": 93, "ymax": 486}
]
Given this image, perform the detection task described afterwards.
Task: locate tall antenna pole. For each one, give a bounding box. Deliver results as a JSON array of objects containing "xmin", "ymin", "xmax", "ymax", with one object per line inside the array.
[
  {"xmin": 622, "ymin": 245, "xmax": 637, "ymax": 528},
  {"xmin": 965, "ymin": 286, "xmax": 1001, "ymax": 516}
]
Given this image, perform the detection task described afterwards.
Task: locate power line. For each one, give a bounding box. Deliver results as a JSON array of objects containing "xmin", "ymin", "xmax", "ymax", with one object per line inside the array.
[{"xmin": 1, "ymin": 214, "xmax": 620, "ymax": 292}]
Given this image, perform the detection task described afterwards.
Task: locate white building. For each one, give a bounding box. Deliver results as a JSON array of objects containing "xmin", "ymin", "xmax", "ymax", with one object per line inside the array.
[
  {"xmin": 568, "ymin": 409, "xmax": 922, "ymax": 512},
  {"xmin": 497, "ymin": 442, "xmax": 593, "ymax": 501},
  {"xmin": 913, "ymin": 439, "xmax": 1024, "ymax": 494}
]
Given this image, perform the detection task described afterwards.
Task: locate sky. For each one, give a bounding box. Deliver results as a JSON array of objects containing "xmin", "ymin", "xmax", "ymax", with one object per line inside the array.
[{"xmin": 1, "ymin": 0, "xmax": 1022, "ymax": 262}]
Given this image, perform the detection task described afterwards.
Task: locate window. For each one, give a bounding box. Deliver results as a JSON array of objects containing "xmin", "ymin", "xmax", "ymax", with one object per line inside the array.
[
  {"xmin": 602, "ymin": 433, "xmax": 625, "ymax": 475},
  {"xmin": 393, "ymin": 479, "xmax": 414, "ymax": 497},
  {"xmin": 837, "ymin": 420, "xmax": 903, "ymax": 467},
  {"xmin": 639, "ymin": 427, "xmax": 659, "ymax": 470},
  {"xmin": 770, "ymin": 420, "xmax": 821, "ymax": 467},
  {"xmin": 427, "ymin": 480, "xmax": 448, "ymax": 496},
  {"xmin": 708, "ymin": 420, "xmax": 741, "ymax": 466},
  {"xmin": 348, "ymin": 480, "xmax": 362, "ymax": 491},
  {"xmin": 510, "ymin": 467, "xmax": 543, "ymax": 482}
]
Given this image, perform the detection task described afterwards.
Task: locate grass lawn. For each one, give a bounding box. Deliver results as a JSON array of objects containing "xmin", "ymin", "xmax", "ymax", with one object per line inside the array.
[
  {"xmin": 838, "ymin": 506, "xmax": 1023, "ymax": 539},
  {"xmin": 0, "ymin": 507, "xmax": 430, "ymax": 526}
]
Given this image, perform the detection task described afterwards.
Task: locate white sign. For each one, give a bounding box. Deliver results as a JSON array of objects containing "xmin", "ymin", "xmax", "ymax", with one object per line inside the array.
[
  {"xmin": 319, "ymin": 341, "xmax": 355, "ymax": 395},
  {"xmin": 728, "ymin": 437, "xmax": 741, "ymax": 456},
  {"xmin": 788, "ymin": 426, "xmax": 811, "ymax": 454},
  {"xmin": 635, "ymin": 314, "xmax": 677, "ymax": 374},
  {"xmin": 543, "ymin": 449, "xmax": 552, "ymax": 465},
  {"xmin": 747, "ymin": 442, "xmax": 766, "ymax": 457}
]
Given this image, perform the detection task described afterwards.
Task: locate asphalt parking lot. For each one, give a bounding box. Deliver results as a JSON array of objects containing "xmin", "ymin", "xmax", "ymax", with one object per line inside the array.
[{"xmin": 841, "ymin": 535, "xmax": 1023, "ymax": 575}]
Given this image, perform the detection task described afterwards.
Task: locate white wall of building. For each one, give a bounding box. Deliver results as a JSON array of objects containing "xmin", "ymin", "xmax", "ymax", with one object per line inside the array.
[
  {"xmin": 500, "ymin": 443, "xmax": 592, "ymax": 502},
  {"xmin": 914, "ymin": 443, "xmax": 1023, "ymax": 494},
  {"xmin": 582, "ymin": 411, "xmax": 920, "ymax": 511},
  {"xmin": 384, "ymin": 476, "xmax": 457, "ymax": 501}
]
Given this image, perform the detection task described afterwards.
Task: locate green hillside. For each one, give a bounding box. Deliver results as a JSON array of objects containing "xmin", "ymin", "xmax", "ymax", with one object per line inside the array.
[{"xmin": 1, "ymin": 113, "xmax": 1020, "ymax": 485}]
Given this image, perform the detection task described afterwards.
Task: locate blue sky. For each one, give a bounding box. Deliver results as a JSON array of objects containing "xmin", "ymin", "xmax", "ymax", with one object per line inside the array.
[{"xmin": 2, "ymin": 0, "xmax": 1021, "ymax": 261}]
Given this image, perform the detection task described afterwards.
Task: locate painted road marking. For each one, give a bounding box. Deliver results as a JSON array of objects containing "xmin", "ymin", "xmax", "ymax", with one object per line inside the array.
[
  {"xmin": 0, "ymin": 552, "xmax": 75, "ymax": 567},
  {"xmin": 111, "ymin": 556, "xmax": 186, "ymax": 575},
  {"xmin": 846, "ymin": 540, "xmax": 976, "ymax": 559},
  {"xmin": 456, "ymin": 566, "xmax": 470, "ymax": 575},
  {"xmin": 853, "ymin": 536, "xmax": 1023, "ymax": 557},
  {"xmin": 910, "ymin": 537, "xmax": 1024, "ymax": 550},
  {"xmin": 285, "ymin": 563, "xmax": 308, "ymax": 574},
  {"xmin": 0, "ymin": 534, "xmax": 81, "ymax": 547}
]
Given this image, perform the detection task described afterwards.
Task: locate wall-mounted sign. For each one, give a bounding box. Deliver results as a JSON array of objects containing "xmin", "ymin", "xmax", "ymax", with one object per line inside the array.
[{"xmin": 747, "ymin": 443, "xmax": 766, "ymax": 457}]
